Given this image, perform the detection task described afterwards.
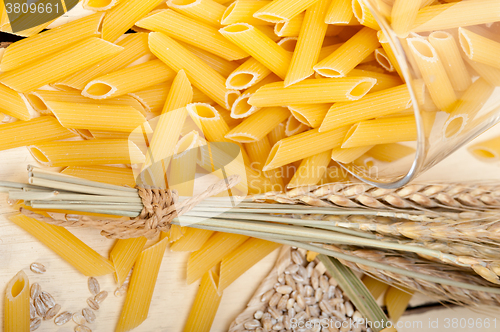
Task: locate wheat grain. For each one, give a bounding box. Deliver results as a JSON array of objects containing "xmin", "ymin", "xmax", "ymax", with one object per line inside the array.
[
  {"xmin": 86, "ymin": 297, "xmax": 100, "ymax": 310},
  {"xmin": 44, "ymin": 304, "xmax": 61, "ymax": 320},
  {"xmin": 30, "ymin": 317, "xmax": 41, "ymax": 331},
  {"xmin": 30, "ymin": 283, "xmax": 41, "ymax": 300},
  {"xmin": 72, "ymin": 312, "xmax": 86, "ymax": 325},
  {"xmin": 94, "ymin": 290, "xmax": 108, "ymax": 303},
  {"xmin": 30, "ymin": 262, "xmax": 46, "ymax": 274},
  {"xmin": 87, "ymin": 277, "xmax": 100, "ymax": 296},
  {"xmin": 75, "ymin": 325, "xmax": 92, "ymax": 332},
  {"xmin": 54, "ymin": 311, "xmax": 72, "ymax": 326},
  {"xmin": 83, "ymin": 308, "xmax": 96, "ymax": 324},
  {"xmin": 34, "ymin": 297, "xmax": 47, "ymax": 318},
  {"xmin": 30, "ymin": 302, "xmax": 36, "ymax": 319},
  {"xmin": 40, "ymin": 291, "xmax": 56, "ymax": 308}
]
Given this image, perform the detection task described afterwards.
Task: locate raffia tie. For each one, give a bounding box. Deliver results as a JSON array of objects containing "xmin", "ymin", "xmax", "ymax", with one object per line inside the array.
[{"xmin": 20, "ymin": 175, "xmax": 240, "ymax": 239}]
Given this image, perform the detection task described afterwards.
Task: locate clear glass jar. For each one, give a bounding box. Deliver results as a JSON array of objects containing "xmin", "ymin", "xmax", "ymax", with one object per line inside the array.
[{"xmin": 343, "ymin": 0, "xmax": 500, "ymax": 188}]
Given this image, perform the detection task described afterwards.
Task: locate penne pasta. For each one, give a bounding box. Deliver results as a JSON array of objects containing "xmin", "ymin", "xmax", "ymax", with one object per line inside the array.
[
  {"xmin": 183, "ymin": 270, "xmax": 222, "ymax": 332},
  {"xmin": 82, "ymin": 59, "xmax": 176, "ymax": 100},
  {"xmin": 342, "ymin": 115, "xmax": 417, "ymax": 148},
  {"xmin": 287, "ymin": 150, "xmax": 331, "ymax": 188},
  {"xmin": 268, "ymin": 121, "xmax": 287, "ymax": 146},
  {"xmin": 428, "ymin": 31, "xmax": 471, "ymax": 91},
  {"xmin": 61, "ymin": 166, "xmax": 136, "ymax": 187},
  {"xmin": 459, "ymin": 27, "xmax": 500, "ymax": 70},
  {"xmin": 29, "ymin": 139, "xmax": 145, "ymax": 167},
  {"xmin": 366, "ymin": 143, "xmax": 415, "ymax": 162},
  {"xmin": 253, "ymin": 0, "xmax": 319, "ymax": 23},
  {"xmin": 9, "ymin": 214, "xmax": 115, "ymax": 276},
  {"xmin": 49, "ymin": 101, "xmax": 148, "ymax": 132},
  {"xmin": 468, "ymin": 135, "xmax": 500, "ymax": 162},
  {"xmin": 330, "ymin": 146, "xmax": 374, "ymax": 164},
  {"xmin": 0, "ymin": 83, "xmax": 31, "ymax": 120},
  {"xmin": 129, "ymin": 82, "xmax": 172, "ymax": 114},
  {"xmin": 325, "ymin": 0, "xmax": 353, "ymax": 24},
  {"xmin": 226, "ymin": 57, "xmax": 272, "ymax": 90},
  {"xmin": 149, "ymin": 32, "xmax": 229, "ymax": 108},
  {"xmin": 180, "ymin": 42, "xmax": 240, "ymax": 78},
  {"xmin": 187, "ymin": 103, "xmax": 231, "ymax": 142},
  {"xmin": 136, "ymin": 9, "xmax": 248, "ymax": 61},
  {"xmin": 166, "ymin": 225, "xmax": 187, "ymax": 243},
  {"xmin": 110, "ymin": 237, "xmax": 148, "ymax": 286},
  {"xmin": 167, "ymin": 0, "xmax": 226, "ymax": 27},
  {"xmin": 221, "ymin": 0, "xmax": 272, "ymax": 26},
  {"xmin": 169, "ymin": 131, "xmax": 200, "ymax": 195},
  {"xmin": 245, "ymin": 136, "xmax": 272, "ymax": 170},
  {"xmin": 285, "ymin": 0, "xmax": 329, "ymax": 86},
  {"xmin": 314, "ymin": 27, "xmax": 380, "ymax": 78},
  {"xmin": 346, "ymin": 69, "xmax": 403, "ymax": 92},
  {"xmin": 4, "ymin": 270, "xmax": 30, "ymax": 332},
  {"xmin": 407, "ymin": 38, "xmax": 457, "ymax": 112},
  {"xmin": 352, "ymin": 0, "xmax": 380, "ymax": 30},
  {"xmin": 218, "ymin": 238, "xmax": 281, "ymax": 291},
  {"xmin": 220, "ymin": 23, "xmax": 292, "ymax": 79},
  {"xmin": 391, "ymin": 0, "xmax": 420, "ymax": 37},
  {"xmin": 56, "ymin": 33, "xmax": 151, "ymax": 91},
  {"xmin": 170, "ymin": 228, "xmax": 214, "ymax": 252},
  {"xmin": 0, "ymin": 38, "xmax": 123, "ymax": 93},
  {"xmin": 0, "ymin": 116, "xmax": 74, "ymax": 151},
  {"xmin": 115, "ymin": 235, "xmax": 169, "ymax": 332},
  {"xmin": 362, "ymin": 275, "xmax": 390, "ymax": 300},
  {"xmin": 230, "ymin": 74, "xmax": 281, "ymax": 118},
  {"xmin": 319, "ymin": 84, "xmax": 412, "ymax": 132},
  {"xmin": 216, "ymin": 106, "xmax": 242, "ymax": 128},
  {"xmin": 101, "ymin": 0, "xmax": 164, "ymax": 43},
  {"xmin": 412, "ymin": 0, "xmax": 500, "ymax": 33},
  {"xmin": 274, "ymin": 12, "xmax": 304, "ymax": 37},
  {"xmin": 248, "ymin": 77, "xmax": 377, "ymax": 106},
  {"xmin": 186, "ymin": 232, "xmax": 248, "ymax": 284},
  {"xmin": 0, "ymin": 13, "xmax": 104, "ymax": 72},
  {"xmin": 288, "ymin": 104, "xmax": 330, "ymax": 128},
  {"xmin": 225, "ymin": 107, "xmax": 290, "ymax": 143},
  {"xmin": 285, "ymin": 114, "xmax": 309, "ymax": 136},
  {"xmin": 463, "ymin": 57, "xmax": 500, "ymax": 87},
  {"xmin": 82, "ymin": 0, "xmax": 118, "ymax": 11},
  {"xmin": 374, "ymin": 47, "xmax": 394, "ymax": 72},
  {"xmin": 263, "ymin": 126, "xmax": 350, "ymax": 171},
  {"xmin": 377, "ymin": 30, "xmax": 403, "ymax": 79}
]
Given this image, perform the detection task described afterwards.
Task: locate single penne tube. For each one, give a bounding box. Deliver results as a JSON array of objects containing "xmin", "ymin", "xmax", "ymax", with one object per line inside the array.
[
  {"xmin": 221, "ymin": 0, "xmax": 272, "ymax": 26},
  {"xmin": 218, "ymin": 238, "xmax": 281, "ymax": 291},
  {"xmin": 29, "ymin": 139, "xmax": 145, "ymax": 167},
  {"xmin": 459, "ymin": 27, "xmax": 500, "ymax": 70},
  {"xmin": 220, "ymin": 23, "xmax": 292, "ymax": 79},
  {"xmin": 428, "ymin": 31, "xmax": 471, "ymax": 91},
  {"xmin": 331, "ymin": 145, "xmax": 374, "ymax": 164},
  {"xmin": 342, "ymin": 115, "xmax": 417, "ymax": 148},
  {"xmin": 287, "ymin": 150, "xmax": 331, "ymax": 188},
  {"xmin": 412, "ymin": 0, "xmax": 500, "ymax": 32},
  {"xmin": 288, "ymin": 104, "xmax": 330, "ymax": 128},
  {"xmin": 407, "ymin": 38, "xmax": 457, "ymax": 113},
  {"xmin": 285, "ymin": 114, "xmax": 309, "ymax": 136},
  {"xmin": 253, "ymin": 0, "xmax": 319, "ymax": 23},
  {"xmin": 170, "ymin": 228, "xmax": 214, "ymax": 252},
  {"xmin": 374, "ymin": 47, "xmax": 394, "ymax": 72},
  {"xmin": 180, "ymin": 42, "xmax": 240, "ymax": 78},
  {"xmin": 82, "ymin": 59, "xmax": 176, "ymax": 100},
  {"xmin": 366, "ymin": 143, "xmax": 415, "ymax": 162},
  {"xmin": 463, "ymin": 56, "xmax": 500, "ymax": 87},
  {"xmin": 82, "ymin": 0, "xmax": 118, "ymax": 11},
  {"xmin": 187, "ymin": 103, "xmax": 231, "ymax": 142},
  {"xmin": 277, "ymin": 37, "xmax": 298, "ymax": 52},
  {"xmin": 186, "ymin": 232, "xmax": 248, "ymax": 284},
  {"xmin": 0, "ymin": 116, "xmax": 74, "ymax": 151},
  {"xmin": 346, "ymin": 69, "xmax": 403, "ymax": 92},
  {"xmin": 226, "ymin": 57, "xmax": 272, "ymax": 90},
  {"xmin": 263, "ymin": 126, "xmax": 350, "ymax": 171},
  {"xmin": 248, "ymin": 77, "xmax": 377, "ymax": 106},
  {"xmin": 136, "ymin": 9, "xmax": 248, "ymax": 61},
  {"xmin": 352, "ymin": 0, "xmax": 380, "ymax": 30},
  {"xmin": 0, "ymin": 83, "xmax": 31, "ymax": 120},
  {"xmin": 314, "ymin": 27, "xmax": 380, "ymax": 78},
  {"xmin": 391, "ymin": 0, "xmax": 420, "ymax": 37},
  {"xmin": 101, "ymin": 0, "xmax": 164, "ymax": 42},
  {"xmin": 183, "ymin": 270, "xmax": 222, "ymax": 332},
  {"xmin": 0, "ymin": 37, "xmax": 123, "ymax": 93},
  {"xmin": 377, "ymin": 30, "xmax": 403, "ymax": 79},
  {"xmin": 268, "ymin": 120, "xmax": 287, "ymax": 146},
  {"xmin": 4, "ymin": 270, "xmax": 30, "ymax": 332},
  {"xmin": 9, "ymin": 214, "xmax": 115, "ymax": 276},
  {"xmin": 325, "ymin": 0, "xmax": 353, "ymax": 24},
  {"xmin": 468, "ymin": 136, "xmax": 500, "ymax": 162},
  {"xmin": 245, "ymin": 136, "xmax": 272, "ymax": 170},
  {"xmin": 149, "ymin": 32, "xmax": 228, "ymax": 108},
  {"xmin": 61, "ymin": 166, "xmax": 136, "ymax": 187},
  {"xmin": 110, "ymin": 237, "xmax": 148, "ymax": 286},
  {"xmin": 49, "ymin": 101, "xmax": 147, "ymax": 132},
  {"xmin": 319, "ymin": 84, "xmax": 412, "ymax": 132},
  {"xmin": 0, "ymin": 13, "xmax": 104, "ymax": 72},
  {"xmin": 285, "ymin": 0, "xmax": 329, "ymax": 87},
  {"xmin": 129, "ymin": 82, "xmax": 172, "ymax": 114},
  {"xmin": 115, "ymin": 236, "xmax": 169, "ymax": 332},
  {"xmin": 167, "ymin": 0, "xmax": 226, "ymax": 27},
  {"xmin": 55, "ymin": 33, "xmax": 151, "ymax": 90},
  {"xmin": 274, "ymin": 12, "xmax": 304, "ymax": 37},
  {"xmin": 169, "ymin": 131, "xmax": 200, "ymax": 195},
  {"xmin": 225, "ymin": 107, "xmax": 290, "ymax": 143}
]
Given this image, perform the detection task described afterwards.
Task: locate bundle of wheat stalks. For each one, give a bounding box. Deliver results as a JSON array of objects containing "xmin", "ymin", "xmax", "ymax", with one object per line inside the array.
[{"xmin": 5, "ymin": 166, "xmax": 500, "ymax": 309}]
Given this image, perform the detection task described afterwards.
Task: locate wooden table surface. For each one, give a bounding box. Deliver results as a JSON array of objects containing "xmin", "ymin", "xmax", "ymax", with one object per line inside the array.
[{"xmin": 2, "ymin": 125, "xmax": 500, "ymax": 332}]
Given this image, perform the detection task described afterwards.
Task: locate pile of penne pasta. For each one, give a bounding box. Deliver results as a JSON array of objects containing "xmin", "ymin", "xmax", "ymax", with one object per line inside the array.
[{"xmin": 2, "ymin": 0, "xmax": 500, "ymax": 331}]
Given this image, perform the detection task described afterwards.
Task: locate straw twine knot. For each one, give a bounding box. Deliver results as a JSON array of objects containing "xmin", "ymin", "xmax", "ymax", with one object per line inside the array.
[{"xmin": 20, "ymin": 175, "xmax": 241, "ymax": 239}]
